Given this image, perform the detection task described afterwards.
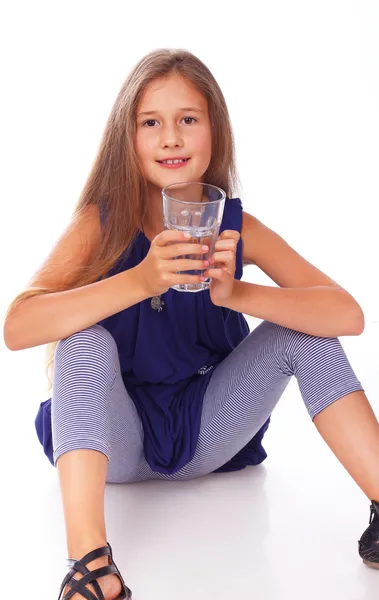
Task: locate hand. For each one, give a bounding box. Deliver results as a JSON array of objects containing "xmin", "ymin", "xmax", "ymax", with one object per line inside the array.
[
  {"xmin": 204, "ymin": 229, "xmax": 240, "ymax": 306},
  {"xmin": 136, "ymin": 229, "xmax": 210, "ymax": 297}
]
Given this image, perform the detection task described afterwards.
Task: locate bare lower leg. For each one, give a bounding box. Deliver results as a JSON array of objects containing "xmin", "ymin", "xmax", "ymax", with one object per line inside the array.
[
  {"xmin": 57, "ymin": 448, "xmax": 108, "ymax": 555},
  {"xmin": 313, "ymin": 391, "xmax": 379, "ymax": 502},
  {"xmin": 56, "ymin": 449, "xmax": 121, "ymax": 599}
]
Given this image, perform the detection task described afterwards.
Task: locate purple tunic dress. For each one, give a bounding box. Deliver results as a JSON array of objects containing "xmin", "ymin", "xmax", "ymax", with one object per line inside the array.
[{"xmin": 35, "ymin": 197, "xmax": 270, "ymax": 473}]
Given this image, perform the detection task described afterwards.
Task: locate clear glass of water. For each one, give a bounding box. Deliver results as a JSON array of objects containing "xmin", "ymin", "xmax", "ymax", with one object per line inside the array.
[{"xmin": 162, "ymin": 181, "xmax": 226, "ymax": 292}]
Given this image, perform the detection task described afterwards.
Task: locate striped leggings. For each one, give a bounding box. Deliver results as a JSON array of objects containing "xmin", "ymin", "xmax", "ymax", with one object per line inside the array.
[{"xmin": 52, "ymin": 321, "xmax": 364, "ymax": 483}]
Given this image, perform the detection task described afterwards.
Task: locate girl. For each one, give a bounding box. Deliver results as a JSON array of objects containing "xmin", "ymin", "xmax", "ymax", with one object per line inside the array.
[{"xmin": 4, "ymin": 48, "xmax": 379, "ymax": 600}]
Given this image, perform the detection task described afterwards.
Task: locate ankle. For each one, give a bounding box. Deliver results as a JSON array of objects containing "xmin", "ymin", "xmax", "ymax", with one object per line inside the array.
[{"xmin": 68, "ymin": 539, "xmax": 109, "ymax": 562}]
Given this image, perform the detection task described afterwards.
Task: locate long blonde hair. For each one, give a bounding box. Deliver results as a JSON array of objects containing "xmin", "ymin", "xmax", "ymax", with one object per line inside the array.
[{"xmin": 4, "ymin": 48, "xmax": 239, "ymax": 391}]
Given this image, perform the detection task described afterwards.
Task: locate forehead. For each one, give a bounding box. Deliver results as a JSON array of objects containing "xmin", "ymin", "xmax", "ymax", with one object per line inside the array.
[{"xmin": 138, "ymin": 74, "xmax": 207, "ymax": 111}]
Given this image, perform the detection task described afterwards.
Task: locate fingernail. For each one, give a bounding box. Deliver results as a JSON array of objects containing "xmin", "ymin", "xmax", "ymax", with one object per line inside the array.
[
  {"xmin": 202, "ymin": 245, "xmax": 208, "ymax": 251},
  {"xmin": 184, "ymin": 232, "xmax": 191, "ymax": 238}
]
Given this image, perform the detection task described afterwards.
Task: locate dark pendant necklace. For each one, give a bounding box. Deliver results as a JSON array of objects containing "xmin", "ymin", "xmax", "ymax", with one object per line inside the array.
[
  {"xmin": 142, "ymin": 227, "xmax": 164, "ymax": 312},
  {"xmin": 150, "ymin": 295, "xmax": 165, "ymax": 312}
]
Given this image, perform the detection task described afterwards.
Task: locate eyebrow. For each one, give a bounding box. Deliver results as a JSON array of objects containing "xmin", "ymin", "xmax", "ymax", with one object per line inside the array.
[{"xmin": 137, "ymin": 107, "xmax": 204, "ymax": 117}]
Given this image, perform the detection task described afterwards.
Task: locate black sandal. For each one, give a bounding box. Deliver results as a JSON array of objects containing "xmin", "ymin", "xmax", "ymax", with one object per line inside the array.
[
  {"xmin": 57, "ymin": 542, "xmax": 132, "ymax": 599},
  {"xmin": 358, "ymin": 500, "xmax": 379, "ymax": 569}
]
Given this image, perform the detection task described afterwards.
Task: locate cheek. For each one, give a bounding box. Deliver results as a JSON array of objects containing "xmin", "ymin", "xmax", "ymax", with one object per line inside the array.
[
  {"xmin": 192, "ymin": 127, "xmax": 212, "ymax": 159},
  {"xmin": 135, "ymin": 133, "xmax": 143, "ymax": 159},
  {"xmin": 135, "ymin": 132, "xmax": 154, "ymax": 160}
]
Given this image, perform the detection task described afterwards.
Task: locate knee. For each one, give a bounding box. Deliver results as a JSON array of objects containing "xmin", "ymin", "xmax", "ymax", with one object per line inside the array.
[
  {"xmin": 56, "ymin": 323, "xmax": 117, "ymax": 354},
  {"xmin": 261, "ymin": 321, "xmax": 341, "ymax": 375},
  {"xmin": 263, "ymin": 320, "xmax": 339, "ymax": 347},
  {"xmin": 54, "ymin": 324, "xmax": 118, "ymax": 377}
]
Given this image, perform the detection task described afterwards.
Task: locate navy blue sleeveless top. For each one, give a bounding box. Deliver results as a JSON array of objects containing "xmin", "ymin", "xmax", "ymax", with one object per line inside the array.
[{"xmin": 35, "ymin": 197, "xmax": 270, "ymax": 473}]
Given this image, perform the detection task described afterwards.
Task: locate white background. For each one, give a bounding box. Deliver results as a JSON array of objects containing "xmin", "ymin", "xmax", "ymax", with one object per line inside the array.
[{"xmin": 0, "ymin": 2, "xmax": 378, "ymax": 599}]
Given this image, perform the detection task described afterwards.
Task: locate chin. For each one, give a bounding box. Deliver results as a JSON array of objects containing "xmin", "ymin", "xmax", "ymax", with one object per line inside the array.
[
  {"xmin": 163, "ymin": 171, "xmax": 206, "ymax": 187},
  {"xmin": 149, "ymin": 174, "xmax": 193, "ymax": 191},
  {"xmin": 144, "ymin": 161, "xmax": 208, "ymax": 190}
]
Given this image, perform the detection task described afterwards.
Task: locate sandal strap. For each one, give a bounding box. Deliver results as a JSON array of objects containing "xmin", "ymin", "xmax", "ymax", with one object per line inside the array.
[
  {"xmin": 58, "ymin": 545, "xmax": 111, "ymax": 600},
  {"xmin": 63, "ymin": 577, "xmax": 103, "ymax": 600},
  {"xmin": 58, "ymin": 543, "xmax": 132, "ymax": 600},
  {"xmin": 59, "ymin": 570, "xmax": 104, "ymax": 600},
  {"xmin": 76, "ymin": 545, "xmax": 111, "ymax": 567},
  {"xmin": 71, "ymin": 565, "xmax": 118, "ymax": 589}
]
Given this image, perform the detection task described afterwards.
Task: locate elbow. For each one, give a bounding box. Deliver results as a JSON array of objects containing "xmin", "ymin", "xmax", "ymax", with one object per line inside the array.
[
  {"xmin": 337, "ymin": 289, "xmax": 365, "ymax": 336},
  {"xmin": 349, "ymin": 303, "xmax": 365, "ymax": 336},
  {"xmin": 3, "ymin": 336, "xmax": 18, "ymax": 352},
  {"xmin": 3, "ymin": 319, "xmax": 24, "ymax": 351}
]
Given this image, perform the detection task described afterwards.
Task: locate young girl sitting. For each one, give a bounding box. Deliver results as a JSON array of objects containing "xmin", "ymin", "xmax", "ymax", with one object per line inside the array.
[{"xmin": 4, "ymin": 48, "xmax": 379, "ymax": 600}]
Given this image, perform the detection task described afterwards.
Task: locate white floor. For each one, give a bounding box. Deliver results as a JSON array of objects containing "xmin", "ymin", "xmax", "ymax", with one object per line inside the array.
[{"xmin": 2, "ymin": 319, "xmax": 379, "ymax": 600}]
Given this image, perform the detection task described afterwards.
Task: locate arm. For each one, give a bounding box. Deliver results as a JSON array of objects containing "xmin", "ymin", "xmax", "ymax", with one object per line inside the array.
[
  {"xmin": 3, "ymin": 267, "xmax": 149, "ymax": 351},
  {"xmin": 224, "ymin": 281, "xmax": 363, "ymax": 337},
  {"xmin": 224, "ymin": 212, "xmax": 364, "ymax": 338},
  {"xmin": 3, "ymin": 205, "xmax": 149, "ymax": 351}
]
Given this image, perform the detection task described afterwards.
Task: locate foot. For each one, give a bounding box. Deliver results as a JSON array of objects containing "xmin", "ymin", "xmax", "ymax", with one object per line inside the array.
[
  {"xmin": 358, "ymin": 500, "xmax": 379, "ymax": 569},
  {"xmin": 61, "ymin": 554, "xmax": 122, "ymax": 599}
]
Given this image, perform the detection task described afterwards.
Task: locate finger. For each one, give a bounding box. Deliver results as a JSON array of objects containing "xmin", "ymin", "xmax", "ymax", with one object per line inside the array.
[
  {"xmin": 209, "ymin": 250, "xmax": 235, "ymax": 264},
  {"xmin": 165, "ymin": 258, "xmax": 209, "ymax": 272},
  {"xmin": 218, "ymin": 230, "xmax": 240, "ymax": 242},
  {"xmin": 214, "ymin": 239, "xmax": 238, "ymax": 251},
  {"xmin": 205, "ymin": 268, "xmax": 225, "ymax": 279},
  {"xmin": 153, "ymin": 229, "xmax": 192, "ymax": 247},
  {"xmin": 160, "ymin": 242, "xmax": 209, "ymax": 259}
]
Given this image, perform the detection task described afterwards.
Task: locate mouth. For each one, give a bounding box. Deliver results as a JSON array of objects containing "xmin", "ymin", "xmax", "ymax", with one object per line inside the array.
[{"xmin": 156, "ymin": 158, "xmax": 191, "ymax": 169}]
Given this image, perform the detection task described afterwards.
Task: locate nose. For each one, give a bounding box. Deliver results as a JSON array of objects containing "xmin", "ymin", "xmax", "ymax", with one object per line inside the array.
[{"xmin": 160, "ymin": 122, "xmax": 184, "ymax": 149}]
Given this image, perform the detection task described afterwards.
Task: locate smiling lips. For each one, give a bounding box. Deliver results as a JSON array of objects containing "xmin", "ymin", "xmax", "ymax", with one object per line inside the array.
[{"xmin": 157, "ymin": 158, "xmax": 190, "ymax": 168}]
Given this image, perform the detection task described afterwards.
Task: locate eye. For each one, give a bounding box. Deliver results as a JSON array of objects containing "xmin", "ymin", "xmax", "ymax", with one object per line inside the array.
[
  {"xmin": 141, "ymin": 116, "xmax": 198, "ymax": 127},
  {"xmin": 142, "ymin": 119, "xmax": 158, "ymax": 127}
]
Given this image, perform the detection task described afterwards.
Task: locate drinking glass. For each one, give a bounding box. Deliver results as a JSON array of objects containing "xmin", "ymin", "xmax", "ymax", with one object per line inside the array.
[{"xmin": 162, "ymin": 181, "xmax": 226, "ymax": 292}]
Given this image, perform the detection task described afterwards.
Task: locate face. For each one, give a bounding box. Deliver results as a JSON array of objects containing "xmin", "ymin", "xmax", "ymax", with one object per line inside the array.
[{"xmin": 135, "ymin": 74, "xmax": 212, "ymax": 193}]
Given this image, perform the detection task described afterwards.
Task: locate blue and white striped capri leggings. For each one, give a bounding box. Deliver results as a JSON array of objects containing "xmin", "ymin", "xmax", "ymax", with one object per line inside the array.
[{"xmin": 51, "ymin": 321, "xmax": 364, "ymax": 483}]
